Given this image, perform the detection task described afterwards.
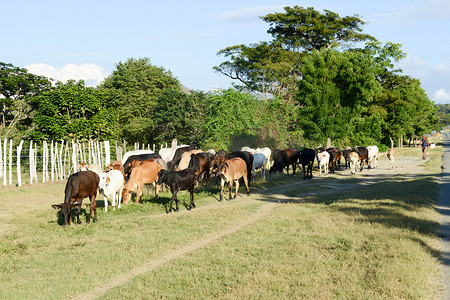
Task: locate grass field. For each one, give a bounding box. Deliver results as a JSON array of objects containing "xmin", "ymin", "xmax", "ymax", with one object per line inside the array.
[{"xmin": 0, "ymin": 145, "xmax": 445, "ymax": 299}]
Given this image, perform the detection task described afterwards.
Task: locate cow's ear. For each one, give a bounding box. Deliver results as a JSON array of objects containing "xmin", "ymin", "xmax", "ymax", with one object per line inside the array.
[{"xmin": 51, "ymin": 204, "xmax": 62, "ymax": 210}]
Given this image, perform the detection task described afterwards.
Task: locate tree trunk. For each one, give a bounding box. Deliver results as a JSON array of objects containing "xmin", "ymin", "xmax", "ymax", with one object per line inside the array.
[{"xmin": 326, "ymin": 138, "xmax": 332, "ymax": 149}]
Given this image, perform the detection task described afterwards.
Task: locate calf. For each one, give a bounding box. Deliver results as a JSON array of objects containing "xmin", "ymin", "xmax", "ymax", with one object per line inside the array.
[
  {"xmin": 297, "ymin": 148, "xmax": 315, "ymax": 180},
  {"xmin": 157, "ymin": 168, "xmax": 196, "ymax": 213},
  {"xmin": 122, "ymin": 161, "xmax": 162, "ymax": 204},
  {"xmin": 317, "ymin": 151, "xmax": 329, "ymax": 175},
  {"xmin": 52, "ymin": 171, "xmax": 99, "ymax": 225},
  {"xmin": 342, "ymin": 149, "xmax": 352, "ymax": 169},
  {"xmin": 188, "ymin": 152, "xmax": 215, "ymax": 183},
  {"xmin": 226, "ymin": 151, "xmax": 254, "ymax": 183},
  {"xmin": 349, "ymin": 151, "xmax": 360, "ymax": 174},
  {"xmin": 387, "ymin": 148, "xmax": 396, "ymax": 170},
  {"xmin": 99, "ymin": 170, "xmax": 124, "ymax": 211},
  {"xmin": 216, "ymin": 157, "xmax": 250, "ymax": 202}
]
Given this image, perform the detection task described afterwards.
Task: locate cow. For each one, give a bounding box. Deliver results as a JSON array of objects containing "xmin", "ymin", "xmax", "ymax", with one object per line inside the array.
[
  {"xmin": 51, "ymin": 171, "xmax": 99, "ymax": 225},
  {"xmin": 314, "ymin": 147, "xmax": 326, "ymax": 168},
  {"xmin": 122, "ymin": 153, "xmax": 162, "ymax": 178},
  {"xmin": 269, "ymin": 148, "xmax": 298, "ymax": 175},
  {"xmin": 367, "ymin": 145, "xmax": 379, "ymax": 169},
  {"xmin": 98, "ymin": 170, "xmax": 124, "ymax": 211},
  {"xmin": 122, "ymin": 161, "xmax": 162, "ymax": 204},
  {"xmin": 387, "ymin": 148, "xmax": 396, "ymax": 170},
  {"xmin": 226, "ymin": 151, "xmax": 254, "ymax": 183},
  {"xmin": 349, "ymin": 151, "xmax": 360, "ymax": 174},
  {"xmin": 168, "ymin": 146, "xmax": 193, "ymax": 170},
  {"xmin": 188, "ymin": 152, "xmax": 215, "ymax": 183},
  {"xmin": 158, "ymin": 144, "xmax": 190, "ymax": 164},
  {"xmin": 121, "ymin": 150, "xmax": 155, "ymax": 164},
  {"xmin": 252, "ymin": 152, "xmax": 267, "ymax": 181},
  {"xmin": 326, "ymin": 148, "xmax": 341, "ymax": 173},
  {"xmin": 342, "ymin": 148, "xmax": 352, "ymax": 169},
  {"xmin": 317, "ymin": 151, "xmax": 329, "ymax": 175},
  {"xmin": 157, "ymin": 168, "xmax": 196, "ymax": 213},
  {"xmin": 177, "ymin": 149, "xmax": 203, "ymax": 170},
  {"xmin": 105, "ymin": 160, "xmax": 126, "ymax": 180},
  {"xmin": 77, "ymin": 162, "xmax": 102, "ymax": 175},
  {"xmin": 297, "ymin": 148, "xmax": 315, "ymax": 180},
  {"xmin": 216, "ymin": 157, "xmax": 250, "ymax": 202},
  {"xmin": 353, "ymin": 146, "xmax": 369, "ymax": 171}
]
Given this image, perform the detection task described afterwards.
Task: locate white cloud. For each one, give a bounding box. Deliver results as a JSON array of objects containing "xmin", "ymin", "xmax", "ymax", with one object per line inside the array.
[
  {"xmin": 218, "ymin": 5, "xmax": 288, "ymax": 23},
  {"xmin": 433, "ymin": 88, "xmax": 450, "ymax": 103},
  {"xmin": 24, "ymin": 63, "xmax": 108, "ymax": 87}
]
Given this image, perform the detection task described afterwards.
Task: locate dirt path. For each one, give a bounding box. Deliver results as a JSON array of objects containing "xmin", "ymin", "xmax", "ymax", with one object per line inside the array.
[{"xmin": 74, "ymin": 147, "xmax": 435, "ymax": 299}]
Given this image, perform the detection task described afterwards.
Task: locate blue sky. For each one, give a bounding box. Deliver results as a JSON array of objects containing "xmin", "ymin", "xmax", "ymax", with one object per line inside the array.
[{"xmin": 3, "ymin": 0, "xmax": 450, "ymax": 104}]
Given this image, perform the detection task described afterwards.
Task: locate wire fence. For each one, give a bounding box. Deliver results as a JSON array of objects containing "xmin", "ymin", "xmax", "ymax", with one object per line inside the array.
[{"xmin": 0, "ymin": 139, "xmax": 164, "ymax": 187}]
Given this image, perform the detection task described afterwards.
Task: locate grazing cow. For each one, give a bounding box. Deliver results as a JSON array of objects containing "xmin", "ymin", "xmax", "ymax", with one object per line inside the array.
[
  {"xmin": 52, "ymin": 171, "xmax": 99, "ymax": 225},
  {"xmin": 353, "ymin": 146, "xmax": 369, "ymax": 171},
  {"xmin": 188, "ymin": 152, "xmax": 215, "ymax": 183},
  {"xmin": 216, "ymin": 157, "xmax": 250, "ymax": 202},
  {"xmin": 349, "ymin": 151, "xmax": 360, "ymax": 174},
  {"xmin": 387, "ymin": 148, "xmax": 396, "ymax": 170},
  {"xmin": 252, "ymin": 153, "xmax": 267, "ymax": 181},
  {"xmin": 326, "ymin": 148, "xmax": 342, "ymax": 173},
  {"xmin": 157, "ymin": 168, "xmax": 196, "ymax": 213},
  {"xmin": 99, "ymin": 170, "xmax": 124, "ymax": 211},
  {"xmin": 317, "ymin": 151, "xmax": 329, "ymax": 175},
  {"xmin": 269, "ymin": 148, "xmax": 298, "ymax": 175},
  {"xmin": 122, "ymin": 161, "xmax": 162, "ymax": 204},
  {"xmin": 226, "ymin": 151, "xmax": 254, "ymax": 183},
  {"xmin": 122, "ymin": 153, "xmax": 162, "ymax": 177},
  {"xmin": 297, "ymin": 148, "xmax": 315, "ymax": 180},
  {"xmin": 367, "ymin": 145, "xmax": 379, "ymax": 169},
  {"xmin": 177, "ymin": 150, "xmax": 203, "ymax": 170}
]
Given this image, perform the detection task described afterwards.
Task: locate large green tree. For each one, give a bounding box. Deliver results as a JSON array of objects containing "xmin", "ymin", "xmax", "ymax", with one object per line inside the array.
[
  {"xmin": 31, "ymin": 80, "xmax": 111, "ymax": 140},
  {"xmin": 100, "ymin": 58, "xmax": 181, "ymax": 143},
  {"xmin": 0, "ymin": 62, "xmax": 51, "ymax": 138}
]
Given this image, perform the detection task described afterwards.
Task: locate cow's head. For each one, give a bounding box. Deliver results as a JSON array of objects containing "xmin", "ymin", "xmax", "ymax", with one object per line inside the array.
[
  {"xmin": 122, "ymin": 188, "xmax": 132, "ymax": 204},
  {"xmin": 156, "ymin": 169, "xmax": 167, "ymax": 186},
  {"xmin": 51, "ymin": 203, "xmax": 73, "ymax": 225}
]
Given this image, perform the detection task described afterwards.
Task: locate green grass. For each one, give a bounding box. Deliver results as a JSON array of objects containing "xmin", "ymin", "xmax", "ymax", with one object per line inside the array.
[{"xmin": 0, "ymin": 146, "xmax": 445, "ymax": 299}]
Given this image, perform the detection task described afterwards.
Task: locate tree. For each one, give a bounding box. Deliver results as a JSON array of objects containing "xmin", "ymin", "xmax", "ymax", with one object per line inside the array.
[
  {"xmin": 100, "ymin": 58, "xmax": 181, "ymax": 143},
  {"xmin": 31, "ymin": 80, "xmax": 111, "ymax": 140},
  {"xmin": 0, "ymin": 62, "xmax": 51, "ymax": 138}
]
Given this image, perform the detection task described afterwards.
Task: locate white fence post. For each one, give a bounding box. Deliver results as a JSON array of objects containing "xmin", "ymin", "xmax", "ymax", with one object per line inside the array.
[
  {"xmin": 104, "ymin": 141, "xmax": 110, "ymax": 166},
  {"xmin": 29, "ymin": 141, "xmax": 34, "ymax": 184},
  {"xmin": 2, "ymin": 139, "xmax": 6, "ymax": 185},
  {"xmin": 17, "ymin": 140, "xmax": 24, "ymax": 186},
  {"xmin": 0, "ymin": 137, "xmax": 2, "ymax": 179},
  {"xmin": 9, "ymin": 139, "xmax": 13, "ymax": 185}
]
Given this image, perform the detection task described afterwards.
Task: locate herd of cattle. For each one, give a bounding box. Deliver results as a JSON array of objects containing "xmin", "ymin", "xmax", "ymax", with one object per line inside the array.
[{"xmin": 52, "ymin": 144, "xmax": 396, "ymax": 225}]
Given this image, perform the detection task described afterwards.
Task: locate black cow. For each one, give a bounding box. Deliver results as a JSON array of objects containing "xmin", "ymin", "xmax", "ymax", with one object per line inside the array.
[
  {"xmin": 269, "ymin": 148, "xmax": 298, "ymax": 175},
  {"xmin": 51, "ymin": 171, "xmax": 99, "ymax": 225},
  {"xmin": 157, "ymin": 169, "xmax": 196, "ymax": 213},
  {"xmin": 123, "ymin": 153, "xmax": 162, "ymax": 177},
  {"xmin": 297, "ymin": 148, "xmax": 315, "ymax": 180},
  {"xmin": 342, "ymin": 149, "xmax": 352, "ymax": 169},
  {"xmin": 226, "ymin": 151, "xmax": 254, "ymax": 183},
  {"xmin": 353, "ymin": 146, "xmax": 369, "ymax": 171},
  {"xmin": 188, "ymin": 152, "xmax": 215, "ymax": 183}
]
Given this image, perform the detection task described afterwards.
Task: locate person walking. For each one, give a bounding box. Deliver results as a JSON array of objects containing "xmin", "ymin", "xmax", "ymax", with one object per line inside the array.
[{"xmin": 420, "ymin": 134, "xmax": 430, "ymax": 160}]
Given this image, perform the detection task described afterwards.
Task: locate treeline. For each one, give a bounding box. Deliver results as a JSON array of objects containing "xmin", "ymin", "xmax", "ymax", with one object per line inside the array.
[{"xmin": 0, "ymin": 6, "xmax": 440, "ymax": 150}]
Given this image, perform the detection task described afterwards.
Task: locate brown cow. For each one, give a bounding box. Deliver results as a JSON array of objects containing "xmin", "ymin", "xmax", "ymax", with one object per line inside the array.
[
  {"xmin": 52, "ymin": 171, "xmax": 99, "ymax": 225},
  {"xmin": 269, "ymin": 148, "xmax": 298, "ymax": 175},
  {"xmin": 216, "ymin": 157, "xmax": 250, "ymax": 202},
  {"xmin": 122, "ymin": 161, "xmax": 162, "ymax": 204},
  {"xmin": 105, "ymin": 160, "xmax": 126, "ymax": 183}
]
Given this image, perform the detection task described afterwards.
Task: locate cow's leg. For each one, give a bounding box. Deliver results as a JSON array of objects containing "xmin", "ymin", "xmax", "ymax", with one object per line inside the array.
[
  {"xmin": 88, "ymin": 194, "xmax": 97, "ymax": 223},
  {"xmin": 104, "ymin": 195, "xmax": 108, "ymax": 212},
  {"xmin": 234, "ymin": 179, "xmax": 240, "ymax": 199},
  {"xmin": 188, "ymin": 186, "xmax": 195, "ymax": 209},
  {"xmin": 118, "ymin": 187, "xmax": 123, "ymax": 209},
  {"xmin": 174, "ymin": 191, "xmax": 180, "ymax": 212},
  {"xmin": 243, "ymin": 175, "xmax": 250, "ymax": 196},
  {"xmin": 220, "ymin": 178, "xmax": 225, "ymax": 202},
  {"xmin": 155, "ymin": 183, "xmax": 160, "ymax": 201},
  {"xmin": 228, "ymin": 180, "xmax": 233, "ymax": 200},
  {"xmin": 136, "ymin": 183, "xmax": 143, "ymax": 203},
  {"xmin": 168, "ymin": 187, "xmax": 176, "ymax": 213},
  {"xmin": 76, "ymin": 202, "xmax": 82, "ymax": 224}
]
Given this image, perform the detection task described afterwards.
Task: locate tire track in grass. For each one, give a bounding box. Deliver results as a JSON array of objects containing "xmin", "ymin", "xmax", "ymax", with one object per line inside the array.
[{"xmin": 75, "ymin": 201, "xmax": 276, "ymax": 300}]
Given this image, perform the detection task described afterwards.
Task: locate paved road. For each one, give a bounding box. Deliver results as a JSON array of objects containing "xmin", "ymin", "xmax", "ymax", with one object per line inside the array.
[{"xmin": 439, "ymin": 132, "xmax": 450, "ymax": 299}]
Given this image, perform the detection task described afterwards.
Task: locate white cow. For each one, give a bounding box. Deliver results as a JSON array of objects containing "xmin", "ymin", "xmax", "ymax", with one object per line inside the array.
[
  {"xmin": 252, "ymin": 153, "xmax": 267, "ymax": 180},
  {"xmin": 77, "ymin": 162, "xmax": 102, "ymax": 175},
  {"xmin": 241, "ymin": 146, "xmax": 272, "ymax": 170},
  {"xmin": 99, "ymin": 170, "xmax": 125, "ymax": 211},
  {"xmin": 367, "ymin": 145, "xmax": 379, "ymax": 169},
  {"xmin": 349, "ymin": 151, "xmax": 359, "ymax": 174},
  {"xmin": 386, "ymin": 148, "xmax": 396, "ymax": 170},
  {"xmin": 317, "ymin": 151, "xmax": 329, "ymax": 175},
  {"xmin": 158, "ymin": 145, "xmax": 190, "ymax": 164}
]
